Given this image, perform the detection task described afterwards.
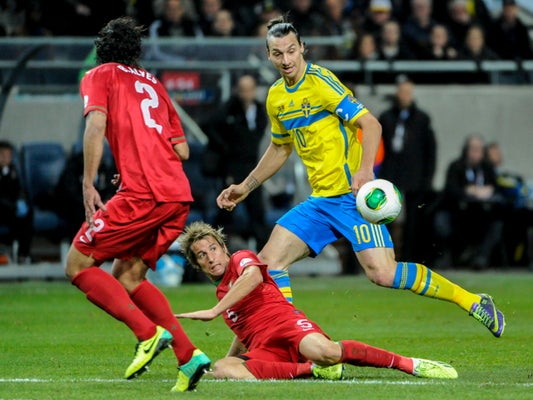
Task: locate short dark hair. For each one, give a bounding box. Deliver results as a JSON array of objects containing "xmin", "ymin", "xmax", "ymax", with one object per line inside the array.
[
  {"xmin": 95, "ymin": 17, "xmax": 144, "ymax": 67},
  {"xmin": 265, "ymin": 14, "xmax": 302, "ymax": 50},
  {"xmin": 0, "ymin": 140, "xmax": 14, "ymax": 151}
]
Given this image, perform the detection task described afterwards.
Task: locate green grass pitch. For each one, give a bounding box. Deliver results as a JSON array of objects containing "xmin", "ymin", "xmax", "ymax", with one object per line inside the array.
[{"xmin": 1, "ymin": 271, "xmax": 532, "ymax": 400}]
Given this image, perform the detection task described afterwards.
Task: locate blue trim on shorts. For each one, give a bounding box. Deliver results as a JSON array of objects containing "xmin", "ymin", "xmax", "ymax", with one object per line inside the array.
[{"xmin": 277, "ymin": 193, "xmax": 393, "ymax": 256}]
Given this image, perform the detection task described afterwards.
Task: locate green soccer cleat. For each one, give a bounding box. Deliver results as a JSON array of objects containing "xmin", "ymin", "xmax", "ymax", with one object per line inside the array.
[
  {"xmin": 124, "ymin": 326, "xmax": 173, "ymax": 380},
  {"xmin": 412, "ymin": 359, "xmax": 458, "ymax": 379},
  {"xmin": 171, "ymin": 349, "xmax": 211, "ymax": 392},
  {"xmin": 469, "ymin": 293, "xmax": 506, "ymax": 338},
  {"xmin": 312, "ymin": 363, "xmax": 345, "ymax": 380}
]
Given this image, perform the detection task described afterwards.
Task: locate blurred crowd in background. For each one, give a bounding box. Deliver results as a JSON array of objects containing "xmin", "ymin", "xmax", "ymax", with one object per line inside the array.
[
  {"xmin": 1, "ymin": 0, "xmax": 532, "ymax": 64},
  {"xmin": 1, "ymin": 0, "xmax": 532, "ymax": 275}
]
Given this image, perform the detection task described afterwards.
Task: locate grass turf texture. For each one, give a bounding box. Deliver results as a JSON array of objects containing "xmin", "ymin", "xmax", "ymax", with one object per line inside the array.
[{"xmin": 0, "ymin": 272, "xmax": 532, "ymax": 400}]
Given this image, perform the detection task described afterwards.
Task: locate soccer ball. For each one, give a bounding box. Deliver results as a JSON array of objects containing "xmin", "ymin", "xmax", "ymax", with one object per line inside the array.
[{"xmin": 356, "ymin": 179, "xmax": 402, "ymax": 224}]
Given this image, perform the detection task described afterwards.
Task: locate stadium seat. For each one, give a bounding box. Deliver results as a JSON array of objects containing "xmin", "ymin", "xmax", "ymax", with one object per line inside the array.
[{"xmin": 20, "ymin": 141, "xmax": 67, "ymax": 238}]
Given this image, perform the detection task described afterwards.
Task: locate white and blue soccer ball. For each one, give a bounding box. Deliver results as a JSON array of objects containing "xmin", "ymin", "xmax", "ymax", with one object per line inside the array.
[{"xmin": 356, "ymin": 179, "xmax": 402, "ymax": 225}]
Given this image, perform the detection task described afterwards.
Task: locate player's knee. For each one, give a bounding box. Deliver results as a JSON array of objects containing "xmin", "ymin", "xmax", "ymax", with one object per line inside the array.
[
  {"xmin": 362, "ymin": 263, "xmax": 395, "ymax": 287},
  {"xmin": 212, "ymin": 358, "xmax": 246, "ymax": 379},
  {"xmin": 64, "ymin": 247, "xmax": 89, "ymax": 280},
  {"xmin": 313, "ymin": 341, "xmax": 342, "ymax": 364},
  {"xmin": 212, "ymin": 359, "xmax": 229, "ymax": 379}
]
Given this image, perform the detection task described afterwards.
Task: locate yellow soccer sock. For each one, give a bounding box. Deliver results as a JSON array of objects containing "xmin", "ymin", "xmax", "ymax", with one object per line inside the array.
[
  {"xmin": 392, "ymin": 262, "xmax": 481, "ymax": 312},
  {"xmin": 268, "ymin": 269, "xmax": 293, "ymax": 303}
]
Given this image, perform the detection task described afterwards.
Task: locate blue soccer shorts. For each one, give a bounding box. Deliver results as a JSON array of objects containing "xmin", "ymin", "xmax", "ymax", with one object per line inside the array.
[{"xmin": 276, "ymin": 193, "xmax": 393, "ymax": 256}]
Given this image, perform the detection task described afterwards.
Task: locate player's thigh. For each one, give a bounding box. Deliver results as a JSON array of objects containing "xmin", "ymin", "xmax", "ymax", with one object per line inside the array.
[
  {"xmin": 212, "ymin": 357, "xmax": 255, "ymax": 380},
  {"xmin": 299, "ymin": 333, "xmax": 341, "ymax": 365},
  {"xmin": 258, "ymin": 224, "xmax": 310, "ymax": 268},
  {"xmin": 140, "ymin": 202, "xmax": 190, "ymax": 269},
  {"xmin": 65, "ymin": 244, "xmax": 97, "ymax": 279}
]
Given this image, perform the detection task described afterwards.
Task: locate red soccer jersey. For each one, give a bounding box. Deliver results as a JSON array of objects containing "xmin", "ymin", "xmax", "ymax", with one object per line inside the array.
[
  {"xmin": 216, "ymin": 250, "xmax": 303, "ymax": 351},
  {"xmin": 80, "ymin": 63, "xmax": 193, "ymax": 203}
]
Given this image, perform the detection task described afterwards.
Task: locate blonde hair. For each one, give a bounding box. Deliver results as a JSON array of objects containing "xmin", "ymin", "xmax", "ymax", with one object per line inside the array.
[{"xmin": 178, "ymin": 221, "xmax": 227, "ymax": 269}]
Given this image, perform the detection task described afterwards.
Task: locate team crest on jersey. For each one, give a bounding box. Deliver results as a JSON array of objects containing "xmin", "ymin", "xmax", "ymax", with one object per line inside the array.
[
  {"xmin": 301, "ymin": 98, "xmax": 311, "ymax": 118},
  {"xmin": 240, "ymin": 258, "xmax": 253, "ymax": 267},
  {"xmin": 277, "ymin": 105, "xmax": 285, "ymax": 115}
]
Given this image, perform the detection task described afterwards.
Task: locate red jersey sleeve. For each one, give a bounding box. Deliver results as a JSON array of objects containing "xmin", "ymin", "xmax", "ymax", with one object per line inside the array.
[
  {"xmin": 80, "ymin": 67, "xmax": 109, "ymax": 117},
  {"xmin": 231, "ymin": 250, "xmax": 267, "ymax": 277}
]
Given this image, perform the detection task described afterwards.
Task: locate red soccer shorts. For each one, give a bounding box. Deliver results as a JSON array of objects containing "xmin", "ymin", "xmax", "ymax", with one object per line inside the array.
[
  {"xmin": 73, "ymin": 193, "xmax": 190, "ymax": 269},
  {"xmin": 241, "ymin": 313, "xmax": 329, "ymax": 363}
]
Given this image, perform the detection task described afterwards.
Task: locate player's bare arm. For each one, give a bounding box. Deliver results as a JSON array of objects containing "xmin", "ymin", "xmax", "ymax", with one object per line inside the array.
[
  {"xmin": 351, "ymin": 113, "xmax": 382, "ymax": 195},
  {"xmin": 82, "ymin": 110, "xmax": 107, "ymax": 226},
  {"xmin": 175, "ymin": 265, "xmax": 263, "ymax": 321},
  {"xmin": 173, "ymin": 141, "xmax": 189, "ymax": 161},
  {"xmin": 217, "ymin": 142, "xmax": 292, "ymax": 211}
]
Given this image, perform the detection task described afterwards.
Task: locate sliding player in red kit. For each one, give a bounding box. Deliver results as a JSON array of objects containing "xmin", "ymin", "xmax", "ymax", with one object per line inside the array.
[
  {"xmin": 64, "ymin": 17, "xmax": 210, "ymax": 392},
  {"xmin": 176, "ymin": 221, "xmax": 458, "ymax": 383}
]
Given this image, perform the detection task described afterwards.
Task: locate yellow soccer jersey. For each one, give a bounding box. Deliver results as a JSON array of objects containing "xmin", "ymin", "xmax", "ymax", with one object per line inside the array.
[{"xmin": 267, "ymin": 62, "xmax": 369, "ymax": 197}]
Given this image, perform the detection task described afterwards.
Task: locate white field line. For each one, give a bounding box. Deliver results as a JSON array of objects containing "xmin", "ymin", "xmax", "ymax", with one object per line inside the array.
[{"xmin": 0, "ymin": 378, "xmax": 532, "ymax": 387}]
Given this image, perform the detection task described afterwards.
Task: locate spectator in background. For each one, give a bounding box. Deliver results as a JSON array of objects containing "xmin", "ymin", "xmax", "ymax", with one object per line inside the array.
[
  {"xmin": 445, "ymin": 0, "xmax": 478, "ymax": 48},
  {"xmin": 0, "ymin": 140, "xmax": 33, "ymax": 264},
  {"xmin": 146, "ymin": 0, "xmax": 202, "ymax": 61},
  {"xmin": 321, "ymin": 0, "xmax": 357, "ymax": 60},
  {"xmin": 286, "ymin": 0, "xmax": 329, "ymax": 60},
  {"xmin": 353, "ymin": 31, "xmax": 379, "ymax": 61},
  {"xmin": 423, "ymin": 24, "xmax": 458, "ymax": 60},
  {"xmin": 464, "ymin": 25, "xmax": 494, "ymax": 59},
  {"xmin": 209, "ymin": 8, "xmax": 245, "ymax": 36},
  {"xmin": 487, "ymin": 0, "xmax": 533, "ymax": 61},
  {"xmin": 196, "ymin": 0, "xmax": 222, "ymax": 36},
  {"xmin": 346, "ymin": 31, "xmax": 380, "ymax": 84},
  {"xmin": 202, "ymin": 74, "xmax": 270, "ymax": 251},
  {"xmin": 377, "ymin": 19, "xmax": 415, "ymax": 61},
  {"xmin": 416, "ymin": 23, "xmax": 459, "ymax": 83},
  {"xmin": 358, "ymin": 0, "xmax": 393, "ymax": 38},
  {"xmin": 432, "ymin": 0, "xmax": 492, "ymax": 31},
  {"xmin": 459, "ymin": 24, "xmax": 498, "ymax": 83},
  {"xmin": 378, "ymin": 76, "xmax": 436, "ymax": 261},
  {"xmin": 435, "ymin": 135, "xmax": 505, "ymax": 269},
  {"xmin": 286, "ymin": 0, "xmax": 326, "ymax": 37},
  {"xmin": 402, "ymin": 0, "xmax": 436, "ymax": 59},
  {"xmin": 485, "ymin": 141, "xmax": 533, "ymax": 268}
]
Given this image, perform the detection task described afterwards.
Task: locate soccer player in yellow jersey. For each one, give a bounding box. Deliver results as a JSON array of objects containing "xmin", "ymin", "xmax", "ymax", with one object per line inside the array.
[{"xmin": 217, "ymin": 15, "xmax": 505, "ymax": 338}]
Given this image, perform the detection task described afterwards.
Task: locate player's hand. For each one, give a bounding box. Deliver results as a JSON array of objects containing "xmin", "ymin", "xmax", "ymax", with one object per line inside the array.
[
  {"xmin": 83, "ymin": 184, "xmax": 107, "ymax": 227},
  {"xmin": 216, "ymin": 184, "xmax": 249, "ymax": 211},
  {"xmin": 351, "ymin": 168, "xmax": 375, "ymax": 197},
  {"xmin": 175, "ymin": 309, "xmax": 218, "ymax": 321}
]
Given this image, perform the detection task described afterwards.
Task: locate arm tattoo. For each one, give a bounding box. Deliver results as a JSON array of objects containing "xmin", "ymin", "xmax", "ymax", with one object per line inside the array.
[{"xmin": 246, "ymin": 176, "xmax": 260, "ymax": 192}]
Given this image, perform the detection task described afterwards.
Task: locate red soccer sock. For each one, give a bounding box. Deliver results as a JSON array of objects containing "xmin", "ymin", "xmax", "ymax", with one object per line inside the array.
[
  {"xmin": 245, "ymin": 359, "xmax": 313, "ymax": 379},
  {"xmin": 71, "ymin": 267, "xmax": 155, "ymax": 341},
  {"xmin": 340, "ymin": 340, "xmax": 413, "ymax": 374},
  {"xmin": 130, "ymin": 280, "xmax": 195, "ymax": 364}
]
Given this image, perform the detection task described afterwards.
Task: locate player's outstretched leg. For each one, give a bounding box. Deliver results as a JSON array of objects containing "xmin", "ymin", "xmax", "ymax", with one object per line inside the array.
[
  {"xmin": 391, "ymin": 262, "xmax": 506, "ymax": 337},
  {"xmin": 469, "ymin": 293, "xmax": 505, "ymax": 337},
  {"xmin": 125, "ymin": 325, "xmax": 173, "ymax": 379},
  {"xmin": 339, "ymin": 340, "xmax": 457, "ymax": 379},
  {"xmin": 412, "ymin": 359, "xmax": 458, "ymax": 379},
  {"xmin": 171, "ymin": 349, "xmax": 211, "ymax": 392}
]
